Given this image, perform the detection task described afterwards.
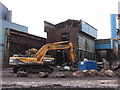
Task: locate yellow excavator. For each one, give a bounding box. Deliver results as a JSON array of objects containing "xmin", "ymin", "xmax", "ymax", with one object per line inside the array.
[{"xmin": 9, "ymin": 41, "xmax": 75, "ymax": 73}]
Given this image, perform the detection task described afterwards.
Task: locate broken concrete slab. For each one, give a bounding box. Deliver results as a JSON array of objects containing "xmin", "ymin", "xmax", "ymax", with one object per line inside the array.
[{"xmin": 16, "ymin": 71, "xmax": 28, "ymax": 77}]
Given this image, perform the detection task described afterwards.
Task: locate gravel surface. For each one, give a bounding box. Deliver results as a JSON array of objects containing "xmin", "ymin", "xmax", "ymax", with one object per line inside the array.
[{"xmin": 1, "ymin": 68, "xmax": 120, "ymax": 89}]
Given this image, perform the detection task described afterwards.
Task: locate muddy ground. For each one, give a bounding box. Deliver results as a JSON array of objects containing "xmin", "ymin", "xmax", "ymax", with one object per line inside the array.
[{"xmin": 1, "ymin": 68, "xmax": 120, "ymax": 90}]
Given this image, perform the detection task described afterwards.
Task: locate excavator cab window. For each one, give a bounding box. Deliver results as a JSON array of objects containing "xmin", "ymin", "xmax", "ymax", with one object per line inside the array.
[{"xmin": 44, "ymin": 55, "xmax": 52, "ymax": 58}]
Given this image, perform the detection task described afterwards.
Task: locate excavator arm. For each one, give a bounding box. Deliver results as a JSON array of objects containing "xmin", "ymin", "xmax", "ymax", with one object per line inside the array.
[
  {"xmin": 10, "ymin": 41, "xmax": 75, "ymax": 73},
  {"xmin": 34, "ymin": 41, "xmax": 75, "ymax": 63}
]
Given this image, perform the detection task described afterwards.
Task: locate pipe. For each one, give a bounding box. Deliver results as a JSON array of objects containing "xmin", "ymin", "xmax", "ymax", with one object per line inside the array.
[{"xmin": 110, "ymin": 14, "xmax": 117, "ymax": 39}]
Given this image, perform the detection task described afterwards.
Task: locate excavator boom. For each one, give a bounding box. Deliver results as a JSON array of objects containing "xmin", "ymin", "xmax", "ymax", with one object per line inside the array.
[{"xmin": 34, "ymin": 41, "xmax": 75, "ymax": 63}]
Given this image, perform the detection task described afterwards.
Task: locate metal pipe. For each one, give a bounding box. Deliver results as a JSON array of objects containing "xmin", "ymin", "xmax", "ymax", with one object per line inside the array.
[{"xmin": 110, "ymin": 14, "xmax": 117, "ymax": 39}]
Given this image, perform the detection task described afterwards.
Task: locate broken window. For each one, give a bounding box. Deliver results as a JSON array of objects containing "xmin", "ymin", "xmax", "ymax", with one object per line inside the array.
[{"xmin": 61, "ymin": 32, "xmax": 69, "ymax": 41}]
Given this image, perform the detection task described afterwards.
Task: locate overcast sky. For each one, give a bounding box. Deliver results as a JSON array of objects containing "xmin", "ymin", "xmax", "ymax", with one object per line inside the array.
[{"xmin": 0, "ymin": 0, "xmax": 119, "ymax": 39}]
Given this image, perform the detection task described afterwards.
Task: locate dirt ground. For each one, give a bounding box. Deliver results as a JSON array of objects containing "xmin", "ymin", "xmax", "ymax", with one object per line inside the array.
[{"xmin": 1, "ymin": 68, "xmax": 120, "ymax": 90}]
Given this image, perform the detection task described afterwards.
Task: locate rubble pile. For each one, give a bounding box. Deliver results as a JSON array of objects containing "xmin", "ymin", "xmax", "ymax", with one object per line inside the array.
[
  {"xmin": 39, "ymin": 72, "xmax": 49, "ymax": 77},
  {"xmin": 14, "ymin": 60, "xmax": 120, "ymax": 78},
  {"xmin": 73, "ymin": 67, "xmax": 120, "ymax": 77},
  {"xmin": 16, "ymin": 71, "xmax": 28, "ymax": 77},
  {"xmin": 73, "ymin": 70, "xmax": 98, "ymax": 77}
]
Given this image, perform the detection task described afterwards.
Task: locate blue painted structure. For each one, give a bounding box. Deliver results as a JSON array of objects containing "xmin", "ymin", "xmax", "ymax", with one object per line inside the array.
[
  {"xmin": 95, "ymin": 39, "xmax": 112, "ymax": 49},
  {"xmin": 78, "ymin": 61, "xmax": 97, "ymax": 71},
  {"xmin": 95, "ymin": 44, "xmax": 112, "ymax": 49},
  {"xmin": 95, "ymin": 38, "xmax": 118, "ymax": 57},
  {"xmin": 80, "ymin": 20, "xmax": 97, "ymax": 39},
  {"xmin": 110, "ymin": 14, "xmax": 117, "ymax": 39},
  {"xmin": 110, "ymin": 14, "xmax": 118, "ymax": 51}
]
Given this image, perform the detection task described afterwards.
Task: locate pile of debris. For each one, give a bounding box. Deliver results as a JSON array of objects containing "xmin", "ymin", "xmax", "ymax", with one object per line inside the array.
[
  {"xmin": 15, "ymin": 60, "xmax": 120, "ymax": 78},
  {"xmin": 73, "ymin": 69, "xmax": 114, "ymax": 77},
  {"xmin": 73, "ymin": 60, "xmax": 116, "ymax": 77}
]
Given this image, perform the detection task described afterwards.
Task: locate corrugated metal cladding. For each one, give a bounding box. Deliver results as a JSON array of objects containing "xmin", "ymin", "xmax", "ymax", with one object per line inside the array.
[
  {"xmin": 80, "ymin": 20, "xmax": 97, "ymax": 38},
  {"xmin": 0, "ymin": 2, "xmax": 8, "ymax": 20},
  {"xmin": 0, "ymin": 35, "xmax": 4, "ymax": 44},
  {"xmin": 95, "ymin": 39, "xmax": 112, "ymax": 49},
  {"xmin": 0, "ymin": 46, "xmax": 4, "ymax": 65},
  {"xmin": 0, "ymin": 3, "xmax": 28, "ymax": 33},
  {"xmin": 0, "ymin": 29, "xmax": 3, "ymax": 44},
  {"xmin": 3, "ymin": 29, "xmax": 46, "ymax": 67},
  {"xmin": 0, "ymin": 3, "xmax": 11, "ymax": 22},
  {"xmin": 2, "ymin": 20, "xmax": 28, "ymax": 33},
  {"xmin": 0, "ymin": 46, "xmax": 4, "ymax": 53},
  {"xmin": 95, "ymin": 39, "xmax": 118, "ymax": 52},
  {"xmin": 45, "ymin": 19, "xmax": 96, "ymax": 62},
  {"xmin": 78, "ymin": 34, "xmax": 95, "ymax": 53}
]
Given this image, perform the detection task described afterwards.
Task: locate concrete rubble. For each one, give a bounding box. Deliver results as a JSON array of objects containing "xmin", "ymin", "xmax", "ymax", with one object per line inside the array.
[
  {"xmin": 2, "ymin": 68, "xmax": 119, "ymax": 89},
  {"xmin": 49, "ymin": 71, "xmax": 66, "ymax": 78},
  {"xmin": 48, "ymin": 66, "xmax": 67, "ymax": 78},
  {"xmin": 72, "ymin": 69, "xmax": 116, "ymax": 77},
  {"xmin": 104, "ymin": 70, "xmax": 114, "ymax": 77},
  {"xmin": 14, "ymin": 63, "xmax": 120, "ymax": 78},
  {"xmin": 39, "ymin": 72, "xmax": 49, "ymax": 77},
  {"xmin": 16, "ymin": 71, "xmax": 28, "ymax": 77}
]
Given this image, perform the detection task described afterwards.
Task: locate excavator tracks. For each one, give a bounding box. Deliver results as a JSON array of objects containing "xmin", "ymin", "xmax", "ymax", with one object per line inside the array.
[{"xmin": 13, "ymin": 64, "xmax": 54, "ymax": 73}]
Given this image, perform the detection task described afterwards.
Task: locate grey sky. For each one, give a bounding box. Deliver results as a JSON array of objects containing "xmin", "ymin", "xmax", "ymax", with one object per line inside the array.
[{"xmin": 0, "ymin": 0, "xmax": 119, "ymax": 39}]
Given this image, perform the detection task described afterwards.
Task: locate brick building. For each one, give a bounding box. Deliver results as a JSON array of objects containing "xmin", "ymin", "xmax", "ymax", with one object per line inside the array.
[{"xmin": 44, "ymin": 19, "xmax": 97, "ymax": 64}]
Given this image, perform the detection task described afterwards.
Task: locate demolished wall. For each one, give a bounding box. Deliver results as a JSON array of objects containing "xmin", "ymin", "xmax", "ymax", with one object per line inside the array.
[{"xmin": 44, "ymin": 19, "xmax": 97, "ymax": 64}]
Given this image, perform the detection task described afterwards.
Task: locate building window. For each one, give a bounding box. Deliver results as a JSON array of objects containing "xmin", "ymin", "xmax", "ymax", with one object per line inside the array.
[{"xmin": 61, "ymin": 32, "xmax": 69, "ymax": 41}]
